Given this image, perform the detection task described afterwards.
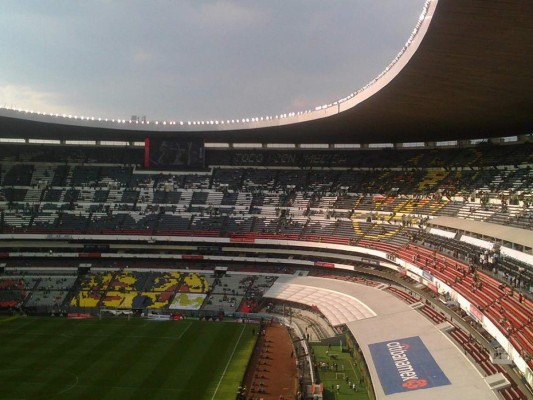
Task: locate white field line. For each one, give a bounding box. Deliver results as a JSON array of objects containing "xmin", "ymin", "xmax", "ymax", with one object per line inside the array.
[
  {"xmin": 211, "ymin": 324, "xmax": 246, "ymax": 400},
  {"xmin": 176, "ymin": 322, "xmax": 192, "ymax": 340}
]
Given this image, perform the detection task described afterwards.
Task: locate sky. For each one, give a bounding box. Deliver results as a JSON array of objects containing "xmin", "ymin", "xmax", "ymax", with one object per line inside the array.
[{"xmin": 0, "ymin": 0, "xmax": 426, "ymax": 122}]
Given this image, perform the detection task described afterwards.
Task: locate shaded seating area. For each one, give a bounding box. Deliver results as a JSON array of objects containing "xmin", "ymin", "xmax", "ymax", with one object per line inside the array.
[
  {"xmin": 139, "ymin": 271, "xmax": 183, "ymax": 309},
  {"xmin": 0, "ymin": 277, "xmax": 36, "ymax": 308},
  {"xmin": 24, "ymin": 275, "xmax": 77, "ymax": 310},
  {"xmin": 70, "ymin": 272, "xmax": 113, "ymax": 308}
]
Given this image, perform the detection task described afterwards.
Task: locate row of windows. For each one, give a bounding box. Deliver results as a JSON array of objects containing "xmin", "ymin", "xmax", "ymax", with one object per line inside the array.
[{"xmin": 0, "ymin": 136, "xmax": 521, "ymax": 148}]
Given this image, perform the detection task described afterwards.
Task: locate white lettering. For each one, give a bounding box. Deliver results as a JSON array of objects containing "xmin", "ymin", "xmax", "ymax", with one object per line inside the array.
[{"xmin": 386, "ymin": 341, "xmax": 419, "ymax": 382}]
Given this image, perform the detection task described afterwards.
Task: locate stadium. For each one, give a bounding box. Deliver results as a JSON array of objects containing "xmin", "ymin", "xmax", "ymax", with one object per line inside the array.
[{"xmin": 0, "ymin": 0, "xmax": 532, "ymax": 399}]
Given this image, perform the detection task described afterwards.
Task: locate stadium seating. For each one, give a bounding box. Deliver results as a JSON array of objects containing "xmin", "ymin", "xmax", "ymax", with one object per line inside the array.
[{"xmin": 0, "ymin": 141, "xmax": 532, "ymax": 390}]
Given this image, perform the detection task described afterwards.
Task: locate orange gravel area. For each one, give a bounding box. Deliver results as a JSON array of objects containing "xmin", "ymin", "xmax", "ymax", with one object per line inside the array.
[{"xmin": 241, "ymin": 322, "xmax": 299, "ymax": 400}]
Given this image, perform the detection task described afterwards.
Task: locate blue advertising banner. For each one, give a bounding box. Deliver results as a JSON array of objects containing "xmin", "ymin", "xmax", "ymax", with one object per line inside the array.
[
  {"xmin": 368, "ymin": 336, "xmax": 451, "ymax": 395},
  {"xmin": 422, "ymin": 270, "xmax": 434, "ymax": 282}
]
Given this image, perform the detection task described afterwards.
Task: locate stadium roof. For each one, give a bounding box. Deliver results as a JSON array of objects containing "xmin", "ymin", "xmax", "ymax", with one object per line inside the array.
[
  {"xmin": 276, "ymin": 276, "xmax": 502, "ymax": 400},
  {"xmin": 429, "ymin": 217, "xmax": 533, "ymax": 250},
  {"xmin": 0, "ymin": 0, "xmax": 531, "ymax": 144}
]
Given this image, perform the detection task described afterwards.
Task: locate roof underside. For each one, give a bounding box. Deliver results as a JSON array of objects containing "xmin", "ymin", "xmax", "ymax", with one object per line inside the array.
[{"xmin": 0, "ymin": 0, "xmax": 531, "ymax": 144}]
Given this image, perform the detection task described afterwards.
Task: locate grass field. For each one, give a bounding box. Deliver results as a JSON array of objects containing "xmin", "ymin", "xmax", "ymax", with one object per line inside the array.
[
  {"xmin": 0, "ymin": 316, "xmax": 257, "ymax": 400},
  {"xmin": 312, "ymin": 344, "xmax": 370, "ymax": 400}
]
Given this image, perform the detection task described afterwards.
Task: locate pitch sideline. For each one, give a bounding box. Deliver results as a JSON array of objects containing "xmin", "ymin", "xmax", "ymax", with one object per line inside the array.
[{"xmin": 210, "ymin": 324, "xmax": 246, "ymax": 400}]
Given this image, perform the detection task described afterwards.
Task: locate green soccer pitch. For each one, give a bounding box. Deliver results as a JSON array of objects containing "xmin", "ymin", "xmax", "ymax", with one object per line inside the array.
[{"xmin": 0, "ymin": 316, "xmax": 257, "ymax": 400}]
